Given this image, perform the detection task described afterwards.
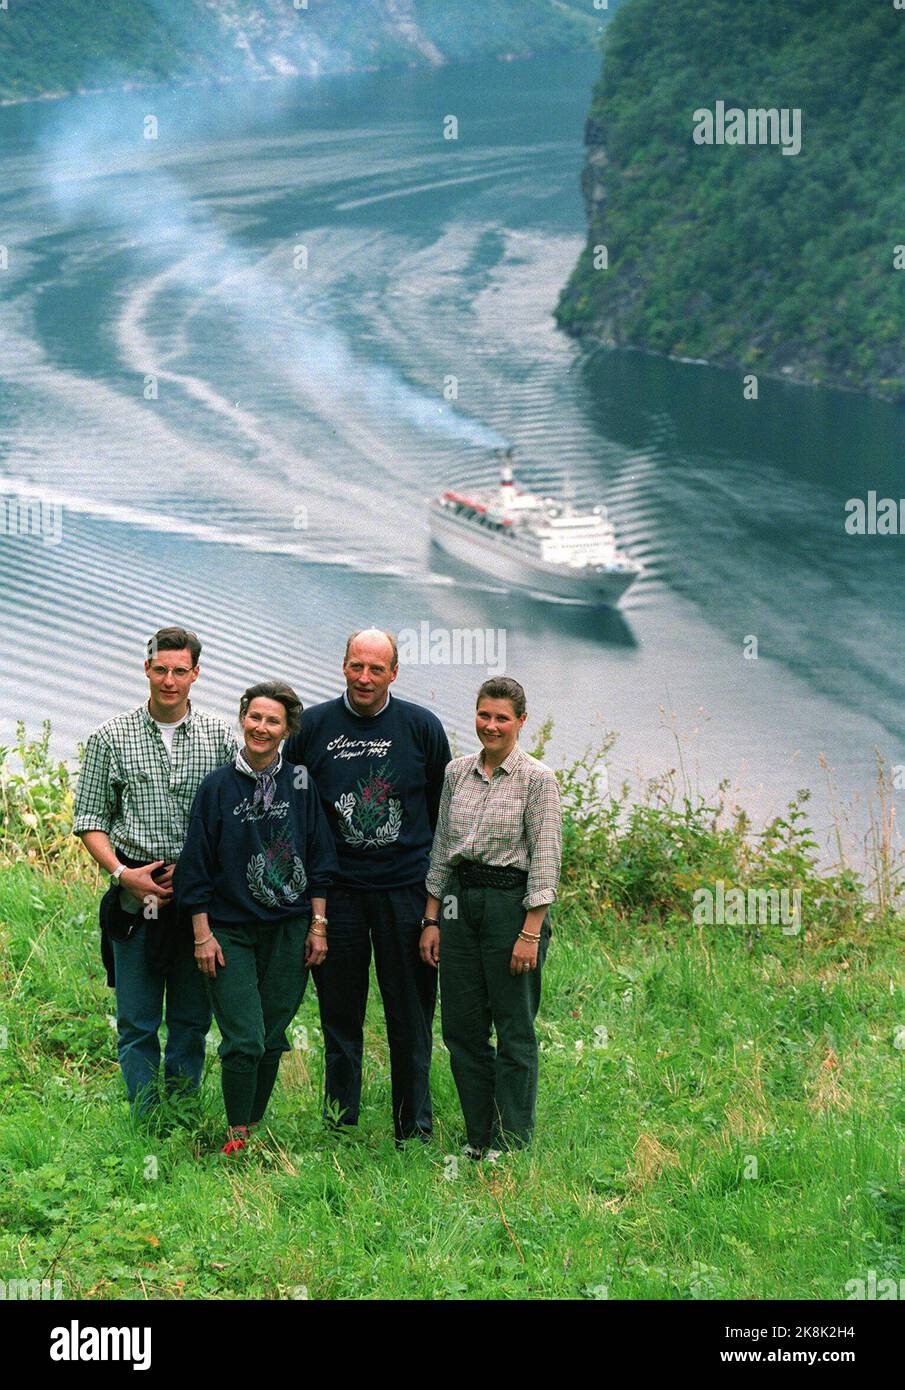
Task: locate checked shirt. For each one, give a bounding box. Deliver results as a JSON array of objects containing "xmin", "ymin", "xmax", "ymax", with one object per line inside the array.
[
  {"xmin": 73, "ymin": 702, "xmax": 236, "ymax": 863},
  {"xmin": 426, "ymin": 742, "xmax": 562, "ymax": 909}
]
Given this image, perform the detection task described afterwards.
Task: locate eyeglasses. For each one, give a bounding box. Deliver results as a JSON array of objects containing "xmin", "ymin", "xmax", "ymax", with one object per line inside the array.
[{"xmin": 148, "ymin": 665, "xmax": 194, "ymax": 679}]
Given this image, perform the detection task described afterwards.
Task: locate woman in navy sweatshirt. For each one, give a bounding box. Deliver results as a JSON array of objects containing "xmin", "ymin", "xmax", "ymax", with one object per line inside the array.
[{"xmin": 175, "ymin": 681, "xmax": 337, "ymax": 1153}]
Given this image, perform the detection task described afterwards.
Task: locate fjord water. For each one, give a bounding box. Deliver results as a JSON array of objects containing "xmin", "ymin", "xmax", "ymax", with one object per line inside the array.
[{"xmin": 1, "ymin": 53, "xmax": 903, "ymax": 856}]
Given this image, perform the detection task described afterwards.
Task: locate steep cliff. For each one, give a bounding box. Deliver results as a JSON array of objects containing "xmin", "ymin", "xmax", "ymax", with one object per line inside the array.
[
  {"xmin": 556, "ymin": 0, "xmax": 905, "ymax": 401},
  {"xmin": 0, "ymin": 0, "xmax": 604, "ymax": 103}
]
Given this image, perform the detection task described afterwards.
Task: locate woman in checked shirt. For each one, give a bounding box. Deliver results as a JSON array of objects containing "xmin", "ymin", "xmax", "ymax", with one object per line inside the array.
[{"xmin": 420, "ymin": 676, "xmax": 562, "ymax": 1157}]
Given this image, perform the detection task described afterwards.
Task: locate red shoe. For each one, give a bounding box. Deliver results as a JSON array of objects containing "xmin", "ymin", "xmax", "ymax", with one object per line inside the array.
[{"xmin": 221, "ymin": 1126, "xmax": 248, "ymax": 1154}]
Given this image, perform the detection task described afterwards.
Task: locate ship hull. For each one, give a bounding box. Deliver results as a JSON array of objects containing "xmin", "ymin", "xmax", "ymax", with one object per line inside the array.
[{"xmin": 429, "ymin": 504, "xmax": 638, "ymax": 605}]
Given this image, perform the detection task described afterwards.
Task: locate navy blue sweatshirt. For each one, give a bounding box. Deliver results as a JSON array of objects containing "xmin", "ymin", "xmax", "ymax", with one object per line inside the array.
[
  {"xmin": 282, "ymin": 695, "xmax": 451, "ymax": 890},
  {"xmin": 175, "ymin": 758, "xmax": 337, "ymax": 923}
]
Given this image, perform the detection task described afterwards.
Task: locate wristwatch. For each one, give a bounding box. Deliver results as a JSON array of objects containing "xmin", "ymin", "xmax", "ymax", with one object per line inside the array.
[
  {"xmin": 420, "ymin": 917, "xmax": 439, "ymax": 929},
  {"xmin": 111, "ymin": 863, "xmax": 126, "ymax": 886}
]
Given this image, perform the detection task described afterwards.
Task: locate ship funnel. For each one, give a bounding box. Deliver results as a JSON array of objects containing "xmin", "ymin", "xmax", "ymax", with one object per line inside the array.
[{"xmin": 495, "ymin": 445, "xmax": 516, "ymax": 505}]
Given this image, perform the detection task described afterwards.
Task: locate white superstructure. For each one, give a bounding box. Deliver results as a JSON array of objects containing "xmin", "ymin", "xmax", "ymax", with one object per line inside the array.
[{"xmin": 429, "ymin": 453, "xmax": 641, "ymax": 604}]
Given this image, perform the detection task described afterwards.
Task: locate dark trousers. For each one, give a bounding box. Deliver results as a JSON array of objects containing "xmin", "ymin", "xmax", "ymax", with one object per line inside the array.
[
  {"xmin": 313, "ymin": 884, "xmax": 437, "ymax": 1141},
  {"xmin": 439, "ymin": 876, "xmax": 550, "ymax": 1150},
  {"xmin": 111, "ymin": 921, "xmax": 211, "ymax": 1112},
  {"xmin": 206, "ymin": 916, "xmax": 310, "ymax": 1128}
]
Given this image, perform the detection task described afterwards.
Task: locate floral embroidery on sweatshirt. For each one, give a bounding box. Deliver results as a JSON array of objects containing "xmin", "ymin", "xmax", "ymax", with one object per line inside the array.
[
  {"xmin": 246, "ymin": 828, "xmax": 308, "ymax": 907},
  {"xmin": 334, "ymin": 758, "xmax": 402, "ymax": 849}
]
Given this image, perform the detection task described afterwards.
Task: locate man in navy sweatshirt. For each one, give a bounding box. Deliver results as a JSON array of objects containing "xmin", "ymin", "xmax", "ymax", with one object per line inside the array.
[{"xmin": 283, "ymin": 628, "xmax": 451, "ymax": 1143}]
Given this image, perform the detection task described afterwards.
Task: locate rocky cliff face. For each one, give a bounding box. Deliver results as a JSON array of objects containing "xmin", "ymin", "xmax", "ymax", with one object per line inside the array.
[
  {"xmin": 197, "ymin": 0, "xmax": 445, "ymax": 80},
  {"xmin": 0, "ymin": 0, "xmax": 603, "ymax": 103}
]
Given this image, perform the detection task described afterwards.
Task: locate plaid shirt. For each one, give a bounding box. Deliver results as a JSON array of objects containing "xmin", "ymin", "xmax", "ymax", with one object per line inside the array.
[
  {"xmin": 72, "ymin": 702, "xmax": 237, "ymax": 862},
  {"xmin": 426, "ymin": 743, "xmax": 562, "ymax": 909}
]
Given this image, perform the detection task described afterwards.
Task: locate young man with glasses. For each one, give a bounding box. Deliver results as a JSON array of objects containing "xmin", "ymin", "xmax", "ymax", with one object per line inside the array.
[{"xmin": 73, "ymin": 626, "xmax": 236, "ymax": 1114}]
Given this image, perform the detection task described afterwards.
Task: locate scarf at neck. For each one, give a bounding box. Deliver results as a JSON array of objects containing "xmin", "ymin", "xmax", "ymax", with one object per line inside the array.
[{"xmin": 236, "ymin": 746, "xmax": 282, "ymax": 814}]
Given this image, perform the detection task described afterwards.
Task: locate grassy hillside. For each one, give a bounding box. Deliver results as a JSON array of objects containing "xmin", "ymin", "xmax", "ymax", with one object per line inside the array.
[
  {"xmin": 556, "ymin": 0, "xmax": 905, "ymax": 400},
  {"xmin": 0, "ymin": 0, "xmax": 606, "ymax": 103},
  {"xmin": 0, "ymin": 723, "xmax": 903, "ymax": 1298}
]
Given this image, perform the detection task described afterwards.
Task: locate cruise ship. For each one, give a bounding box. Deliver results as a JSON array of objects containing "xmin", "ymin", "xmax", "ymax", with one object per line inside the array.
[{"xmin": 428, "ymin": 452, "xmax": 641, "ymax": 604}]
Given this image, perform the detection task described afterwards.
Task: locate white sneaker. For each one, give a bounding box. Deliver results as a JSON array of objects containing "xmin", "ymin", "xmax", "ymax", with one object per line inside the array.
[
  {"xmin": 461, "ymin": 1144, "xmax": 484, "ymax": 1161},
  {"xmin": 483, "ymin": 1148, "xmax": 503, "ymax": 1165}
]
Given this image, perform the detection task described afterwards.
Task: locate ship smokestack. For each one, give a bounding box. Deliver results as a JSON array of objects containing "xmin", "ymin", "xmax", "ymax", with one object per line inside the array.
[{"xmin": 499, "ymin": 447, "xmax": 515, "ymax": 505}]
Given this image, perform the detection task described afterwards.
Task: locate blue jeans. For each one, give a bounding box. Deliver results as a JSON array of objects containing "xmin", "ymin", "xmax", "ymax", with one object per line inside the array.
[{"xmin": 111, "ymin": 921, "xmax": 211, "ymax": 1111}]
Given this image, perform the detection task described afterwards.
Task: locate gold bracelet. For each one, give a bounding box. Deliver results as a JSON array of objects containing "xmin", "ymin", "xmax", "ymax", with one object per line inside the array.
[
  {"xmin": 194, "ymin": 934, "xmax": 213, "ymax": 948},
  {"xmin": 308, "ymin": 926, "xmax": 327, "ymax": 938},
  {"xmin": 518, "ymin": 930, "xmax": 541, "ymax": 943}
]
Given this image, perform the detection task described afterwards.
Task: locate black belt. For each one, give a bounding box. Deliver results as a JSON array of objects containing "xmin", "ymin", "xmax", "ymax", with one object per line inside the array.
[{"xmin": 454, "ymin": 860, "xmax": 527, "ymax": 889}]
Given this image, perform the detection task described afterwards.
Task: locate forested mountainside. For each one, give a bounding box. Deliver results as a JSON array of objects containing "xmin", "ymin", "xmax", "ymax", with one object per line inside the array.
[
  {"xmin": 556, "ymin": 0, "xmax": 905, "ymax": 400},
  {"xmin": 0, "ymin": 0, "xmax": 612, "ymax": 103}
]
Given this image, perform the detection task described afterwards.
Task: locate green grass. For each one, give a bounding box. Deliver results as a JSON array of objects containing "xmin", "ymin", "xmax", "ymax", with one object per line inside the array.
[{"xmin": 1, "ymin": 855, "xmax": 902, "ymax": 1300}]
